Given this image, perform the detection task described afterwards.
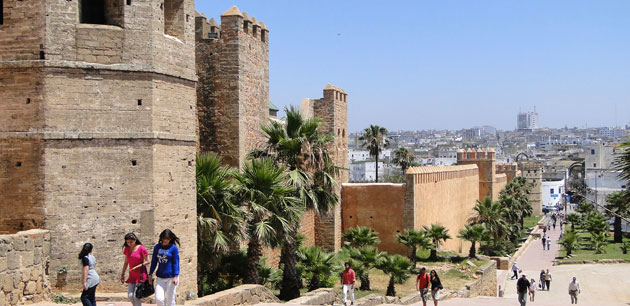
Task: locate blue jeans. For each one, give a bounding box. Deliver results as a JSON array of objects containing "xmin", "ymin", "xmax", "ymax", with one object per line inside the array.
[
  {"xmin": 81, "ymin": 285, "xmax": 97, "ymax": 306},
  {"xmin": 518, "ymin": 291, "xmax": 527, "ymax": 306}
]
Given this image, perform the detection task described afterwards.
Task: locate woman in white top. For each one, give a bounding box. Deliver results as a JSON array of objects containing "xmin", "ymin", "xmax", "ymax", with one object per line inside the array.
[{"xmin": 529, "ymin": 279, "xmax": 536, "ymax": 302}]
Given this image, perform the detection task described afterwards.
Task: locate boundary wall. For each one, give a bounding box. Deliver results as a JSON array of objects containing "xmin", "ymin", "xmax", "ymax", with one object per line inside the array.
[{"xmin": 0, "ymin": 230, "xmax": 51, "ymax": 306}]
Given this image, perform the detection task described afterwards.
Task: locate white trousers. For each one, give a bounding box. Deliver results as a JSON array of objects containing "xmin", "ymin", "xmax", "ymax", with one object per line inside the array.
[
  {"xmin": 155, "ymin": 277, "xmax": 178, "ymax": 306},
  {"xmin": 343, "ymin": 284, "xmax": 354, "ymax": 303}
]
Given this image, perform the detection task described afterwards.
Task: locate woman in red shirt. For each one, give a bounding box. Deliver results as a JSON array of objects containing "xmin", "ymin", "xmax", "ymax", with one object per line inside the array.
[{"xmin": 120, "ymin": 233, "xmax": 149, "ymax": 306}]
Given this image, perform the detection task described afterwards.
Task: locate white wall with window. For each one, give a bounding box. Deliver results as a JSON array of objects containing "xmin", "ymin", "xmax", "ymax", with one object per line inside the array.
[{"xmin": 542, "ymin": 179, "xmax": 565, "ymax": 209}]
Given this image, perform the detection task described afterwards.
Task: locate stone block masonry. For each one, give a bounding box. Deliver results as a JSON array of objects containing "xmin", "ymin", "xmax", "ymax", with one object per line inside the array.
[
  {"xmin": 0, "ymin": 0, "xmax": 198, "ymax": 299},
  {"xmin": 196, "ymin": 6, "xmax": 270, "ymax": 168},
  {"xmin": 0, "ymin": 230, "xmax": 51, "ymax": 306}
]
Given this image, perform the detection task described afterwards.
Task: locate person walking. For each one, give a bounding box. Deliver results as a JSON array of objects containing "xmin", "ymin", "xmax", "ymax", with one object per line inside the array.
[
  {"xmin": 121, "ymin": 233, "xmax": 149, "ymax": 306},
  {"xmin": 149, "ymin": 229, "xmax": 180, "ymax": 306},
  {"xmin": 547, "ymin": 238, "xmax": 551, "ymax": 251},
  {"xmin": 429, "ymin": 270, "xmax": 443, "ymax": 306},
  {"xmin": 539, "ymin": 269, "xmax": 546, "ymax": 291},
  {"xmin": 516, "ymin": 274, "xmax": 531, "ymax": 306},
  {"xmin": 341, "ymin": 262, "xmax": 355, "ymax": 306},
  {"xmin": 511, "ymin": 262, "xmax": 520, "ymax": 280},
  {"xmin": 78, "ymin": 243, "xmax": 100, "ymax": 306},
  {"xmin": 545, "ymin": 269, "xmax": 552, "ymax": 291},
  {"xmin": 416, "ymin": 267, "xmax": 431, "ymax": 306},
  {"xmin": 568, "ymin": 277, "xmax": 580, "ymax": 304},
  {"xmin": 529, "ymin": 278, "xmax": 536, "ymax": 302},
  {"xmin": 542, "ymin": 235, "xmax": 547, "ymax": 250}
]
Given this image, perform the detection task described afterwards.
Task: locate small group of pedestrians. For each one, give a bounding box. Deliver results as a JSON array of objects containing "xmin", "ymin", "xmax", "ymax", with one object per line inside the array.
[
  {"xmin": 538, "ymin": 269, "xmax": 552, "ymax": 291},
  {"xmin": 76, "ymin": 229, "xmax": 181, "ymax": 306},
  {"xmin": 416, "ymin": 267, "xmax": 443, "ymax": 306},
  {"xmin": 541, "ymin": 233, "xmax": 551, "ymax": 250}
]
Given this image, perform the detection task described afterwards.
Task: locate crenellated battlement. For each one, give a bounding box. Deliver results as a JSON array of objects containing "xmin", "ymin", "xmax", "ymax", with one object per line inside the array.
[
  {"xmin": 195, "ymin": 6, "xmax": 269, "ymax": 43},
  {"xmin": 323, "ymin": 83, "xmax": 348, "ymax": 102},
  {"xmin": 496, "ymin": 162, "xmax": 518, "ymax": 172},
  {"xmin": 406, "ymin": 164, "xmax": 479, "ymax": 184},
  {"xmin": 456, "ymin": 148, "xmax": 496, "ymax": 161}
]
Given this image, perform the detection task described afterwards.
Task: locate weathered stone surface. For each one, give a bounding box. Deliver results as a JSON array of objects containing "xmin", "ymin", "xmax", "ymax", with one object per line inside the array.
[
  {"xmin": 189, "ymin": 284, "xmax": 279, "ymax": 306},
  {"xmin": 288, "ymin": 288, "xmax": 336, "ymax": 305}
]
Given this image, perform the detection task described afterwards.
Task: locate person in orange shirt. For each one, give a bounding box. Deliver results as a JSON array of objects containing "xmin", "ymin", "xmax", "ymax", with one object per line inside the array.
[
  {"xmin": 416, "ymin": 267, "xmax": 431, "ymax": 306},
  {"xmin": 341, "ymin": 262, "xmax": 356, "ymax": 306}
]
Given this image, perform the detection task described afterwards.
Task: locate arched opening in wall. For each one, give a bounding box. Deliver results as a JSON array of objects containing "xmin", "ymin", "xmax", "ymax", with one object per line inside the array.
[
  {"xmin": 79, "ymin": 0, "xmax": 124, "ymax": 26},
  {"xmin": 342, "ymin": 129, "xmax": 346, "ymax": 138},
  {"xmin": 164, "ymin": 0, "xmax": 185, "ymax": 40},
  {"xmin": 337, "ymin": 129, "xmax": 340, "ymax": 136}
]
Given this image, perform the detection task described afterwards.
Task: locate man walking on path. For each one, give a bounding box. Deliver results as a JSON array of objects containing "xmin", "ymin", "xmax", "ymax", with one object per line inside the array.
[
  {"xmin": 569, "ymin": 276, "xmax": 580, "ymax": 304},
  {"xmin": 539, "ymin": 270, "xmax": 546, "ymax": 291},
  {"xmin": 511, "ymin": 262, "xmax": 520, "ymax": 280},
  {"xmin": 545, "ymin": 269, "xmax": 552, "ymax": 291},
  {"xmin": 516, "ymin": 274, "xmax": 531, "ymax": 306},
  {"xmin": 542, "ymin": 235, "xmax": 547, "ymax": 250},
  {"xmin": 546, "ymin": 238, "xmax": 551, "ymax": 251},
  {"xmin": 416, "ymin": 267, "xmax": 431, "ymax": 306},
  {"xmin": 342, "ymin": 262, "xmax": 355, "ymax": 306}
]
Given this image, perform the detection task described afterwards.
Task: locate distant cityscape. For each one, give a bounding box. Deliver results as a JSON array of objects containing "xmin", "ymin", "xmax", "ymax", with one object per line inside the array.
[{"xmin": 349, "ymin": 110, "xmax": 629, "ymax": 212}]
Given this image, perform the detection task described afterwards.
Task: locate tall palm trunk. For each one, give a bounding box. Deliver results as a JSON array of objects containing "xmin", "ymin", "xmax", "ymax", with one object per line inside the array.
[
  {"xmin": 375, "ymin": 155, "xmax": 379, "ymax": 182},
  {"xmin": 614, "ymin": 216, "xmax": 622, "ymax": 243},
  {"xmin": 411, "ymin": 247, "xmax": 417, "ymax": 267},
  {"xmin": 359, "ymin": 274, "xmax": 371, "ymax": 291},
  {"xmin": 279, "ymin": 232, "xmax": 300, "ymax": 300},
  {"xmin": 245, "ymin": 237, "xmax": 262, "ymax": 284}
]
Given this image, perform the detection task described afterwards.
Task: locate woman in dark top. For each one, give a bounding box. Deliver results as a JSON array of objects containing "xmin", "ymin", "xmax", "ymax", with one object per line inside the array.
[{"xmin": 429, "ymin": 270, "xmax": 443, "ymax": 306}]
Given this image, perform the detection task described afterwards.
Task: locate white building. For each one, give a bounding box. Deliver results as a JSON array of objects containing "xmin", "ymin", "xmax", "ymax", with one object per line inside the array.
[
  {"xmin": 349, "ymin": 161, "xmax": 385, "ymax": 182},
  {"xmin": 348, "ymin": 149, "xmax": 392, "ymax": 163},
  {"xmin": 517, "ymin": 111, "xmax": 539, "ymax": 131},
  {"xmin": 584, "ymin": 143, "xmax": 628, "ymax": 208},
  {"xmin": 542, "ymin": 179, "xmax": 565, "ymax": 210}
]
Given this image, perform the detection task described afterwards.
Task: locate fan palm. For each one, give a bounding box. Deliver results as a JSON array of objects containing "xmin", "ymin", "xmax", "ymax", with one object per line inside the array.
[
  {"xmin": 458, "ymin": 224, "xmax": 489, "ymax": 258},
  {"xmin": 396, "ymin": 229, "xmax": 431, "ymax": 267},
  {"xmin": 392, "ymin": 147, "xmax": 415, "ymax": 174},
  {"xmin": 196, "ymin": 153, "xmax": 245, "ymax": 290},
  {"xmin": 605, "ymin": 191, "xmax": 630, "ymax": 243},
  {"xmin": 423, "ymin": 224, "xmax": 452, "ymax": 261},
  {"xmin": 614, "ymin": 141, "xmax": 630, "ymax": 196},
  {"xmin": 559, "ymin": 230, "xmax": 579, "ymax": 256},
  {"xmin": 343, "ymin": 226, "xmax": 381, "ymax": 248},
  {"xmin": 339, "ymin": 246, "xmax": 380, "ymax": 291},
  {"xmin": 585, "ymin": 211, "xmax": 609, "ymax": 235},
  {"xmin": 297, "ymin": 246, "xmax": 338, "ymax": 291},
  {"xmin": 566, "ymin": 213, "xmax": 580, "ymax": 231},
  {"xmin": 234, "ymin": 158, "xmax": 301, "ymax": 284},
  {"xmin": 259, "ymin": 106, "xmax": 339, "ymax": 300},
  {"xmin": 590, "ymin": 232, "xmax": 608, "ymax": 254},
  {"xmin": 468, "ymin": 197, "xmax": 508, "ymax": 252},
  {"xmin": 358, "ymin": 125, "xmax": 389, "ymax": 182},
  {"xmin": 376, "ymin": 253, "xmax": 413, "ymax": 296}
]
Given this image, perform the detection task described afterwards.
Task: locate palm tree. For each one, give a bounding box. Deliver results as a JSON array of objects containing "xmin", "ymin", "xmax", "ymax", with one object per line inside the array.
[
  {"xmin": 396, "ymin": 229, "xmax": 431, "ymax": 267},
  {"xmin": 392, "ymin": 147, "xmax": 415, "ymax": 174},
  {"xmin": 423, "ymin": 224, "xmax": 452, "ymax": 261},
  {"xmin": 585, "ymin": 211, "xmax": 609, "ymax": 235},
  {"xmin": 614, "ymin": 140, "xmax": 630, "ymax": 198},
  {"xmin": 468, "ymin": 197, "xmax": 508, "ymax": 252},
  {"xmin": 559, "ymin": 230, "xmax": 579, "ymax": 256},
  {"xmin": 358, "ymin": 125, "xmax": 389, "ymax": 182},
  {"xmin": 259, "ymin": 106, "xmax": 340, "ymax": 300},
  {"xmin": 590, "ymin": 232, "xmax": 608, "ymax": 254},
  {"xmin": 343, "ymin": 226, "xmax": 381, "ymax": 248},
  {"xmin": 605, "ymin": 191, "xmax": 630, "ymax": 243},
  {"xmin": 376, "ymin": 253, "xmax": 413, "ymax": 296},
  {"xmin": 297, "ymin": 246, "xmax": 337, "ymax": 291},
  {"xmin": 234, "ymin": 158, "xmax": 301, "ymax": 284},
  {"xmin": 196, "ymin": 153, "xmax": 245, "ymax": 292},
  {"xmin": 458, "ymin": 224, "xmax": 489, "ymax": 258},
  {"xmin": 566, "ymin": 213, "xmax": 580, "ymax": 231},
  {"xmin": 340, "ymin": 246, "xmax": 380, "ymax": 291}
]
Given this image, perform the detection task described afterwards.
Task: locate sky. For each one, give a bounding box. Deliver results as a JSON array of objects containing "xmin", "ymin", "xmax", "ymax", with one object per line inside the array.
[{"xmin": 195, "ymin": 1, "xmax": 630, "ymax": 133}]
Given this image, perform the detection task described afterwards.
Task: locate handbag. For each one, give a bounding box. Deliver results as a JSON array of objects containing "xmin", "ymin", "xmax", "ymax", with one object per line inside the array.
[{"xmin": 135, "ymin": 265, "xmax": 154, "ymax": 299}]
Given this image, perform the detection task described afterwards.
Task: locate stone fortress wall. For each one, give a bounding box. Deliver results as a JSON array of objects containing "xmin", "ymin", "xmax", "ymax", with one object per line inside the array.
[
  {"xmin": 519, "ymin": 161, "xmax": 544, "ymax": 215},
  {"xmin": 0, "ymin": 0, "xmax": 198, "ymax": 301},
  {"xmin": 0, "ymin": 230, "xmax": 51, "ymax": 305},
  {"xmin": 195, "ymin": 6, "xmax": 269, "ymax": 168}
]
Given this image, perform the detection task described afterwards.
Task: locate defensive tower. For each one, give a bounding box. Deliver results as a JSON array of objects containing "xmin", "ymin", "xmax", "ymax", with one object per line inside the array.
[
  {"xmin": 519, "ymin": 161, "xmax": 543, "ymax": 215},
  {"xmin": 195, "ymin": 6, "xmax": 270, "ymax": 167},
  {"xmin": 0, "ymin": 0, "xmax": 198, "ymax": 297},
  {"xmin": 301, "ymin": 84, "xmax": 349, "ymax": 252},
  {"xmin": 457, "ymin": 148, "xmax": 498, "ymax": 200}
]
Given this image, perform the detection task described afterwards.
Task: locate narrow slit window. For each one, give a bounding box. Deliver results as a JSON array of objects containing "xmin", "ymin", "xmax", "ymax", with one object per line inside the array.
[{"xmin": 0, "ymin": 0, "xmax": 4, "ymax": 25}]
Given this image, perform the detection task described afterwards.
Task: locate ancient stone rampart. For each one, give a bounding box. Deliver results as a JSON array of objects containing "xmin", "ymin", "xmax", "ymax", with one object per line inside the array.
[
  {"xmin": 496, "ymin": 162, "xmax": 520, "ymax": 184},
  {"xmin": 0, "ymin": 230, "xmax": 51, "ymax": 306},
  {"xmin": 494, "ymin": 173, "xmax": 507, "ymax": 200},
  {"xmin": 1, "ymin": 0, "xmax": 198, "ymax": 297},
  {"xmin": 195, "ymin": 6, "xmax": 269, "ymax": 168},
  {"xmin": 404, "ymin": 165, "xmax": 479, "ymax": 253},
  {"xmin": 519, "ymin": 161, "xmax": 543, "ymax": 215},
  {"xmin": 342, "ymin": 183, "xmax": 407, "ymax": 254},
  {"xmin": 456, "ymin": 148, "xmax": 501, "ymax": 201}
]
